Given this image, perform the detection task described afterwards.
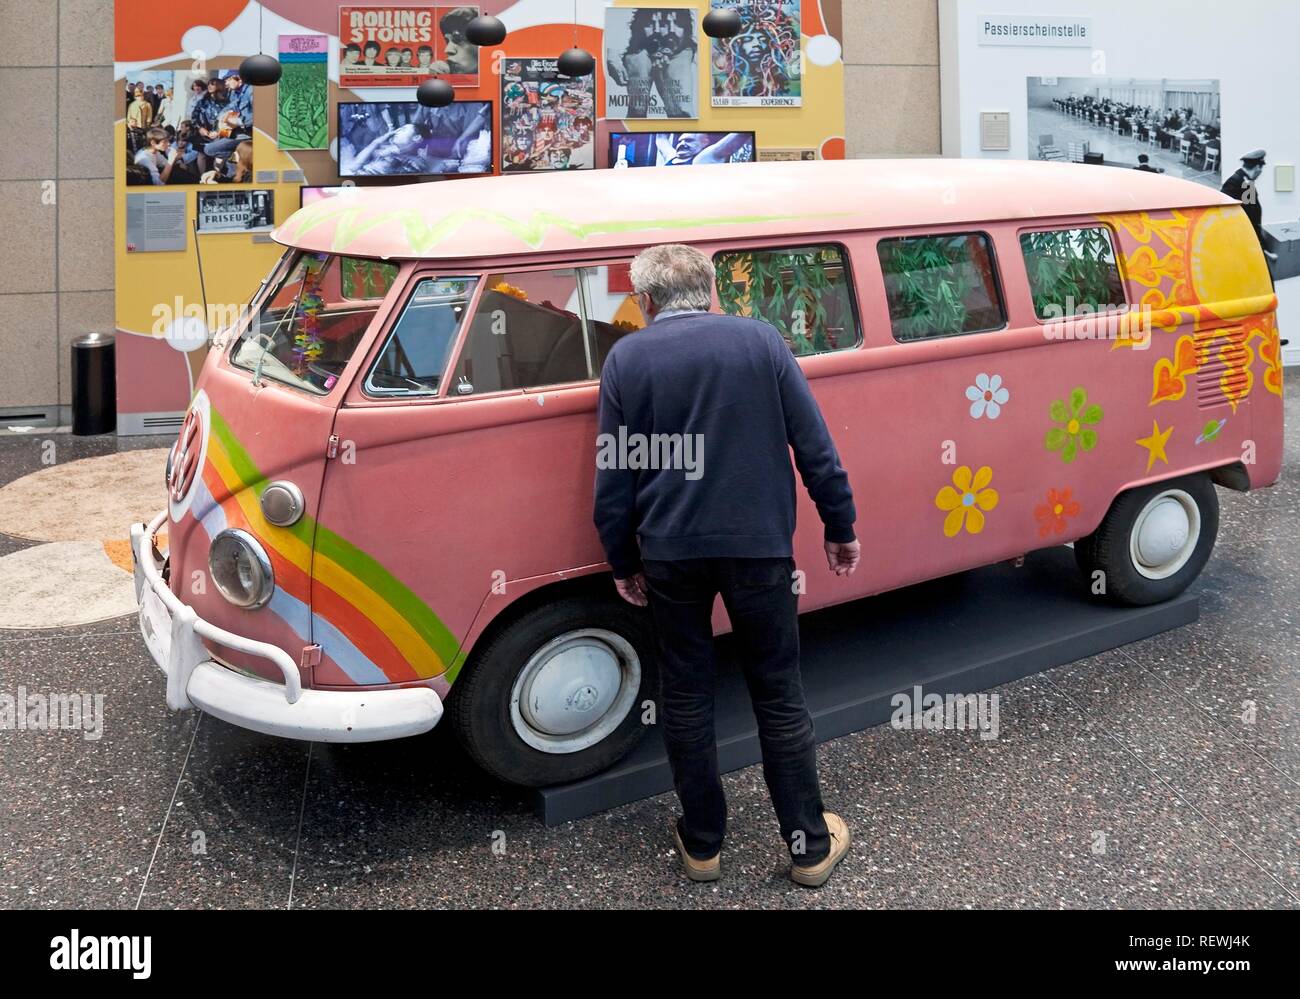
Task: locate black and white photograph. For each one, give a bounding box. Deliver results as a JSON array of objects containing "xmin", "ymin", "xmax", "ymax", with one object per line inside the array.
[
  {"xmin": 603, "ymin": 7, "xmax": 699, "ymax": 120},
  {"xmin": 1027, "ymin": 77, "xmax": 1221, "ymax": 187},
  {"xmin": 337, "ymin": 100, "xmax": 493, "ymax": 177},
  {"xmin": 196, "ymin": 189, "xmax": 276, "ymax": 233}
]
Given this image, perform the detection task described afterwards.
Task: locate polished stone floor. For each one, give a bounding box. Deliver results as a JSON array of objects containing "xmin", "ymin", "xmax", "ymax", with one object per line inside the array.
[{"xmin": 0, "ymin": 399, "xmax": 1296, "ymax": 909}]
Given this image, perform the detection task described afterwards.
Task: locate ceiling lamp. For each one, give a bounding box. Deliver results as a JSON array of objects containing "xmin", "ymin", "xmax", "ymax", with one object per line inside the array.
[
  {"xmin": 703, "ymin": 9, "xmax": 743, "ymax": 39},
  {"xmin": 557, "ymin": 47, "xmax": 595, "ymax": 77},
  {"xmin": 417, "ymin": 78, "xmax": 455, "ymax": 107},
  {"xmin": 239, "ymin": 53, "xmax": 282, "ymax": 86},
  {"xmin": 465, "ymin": 15, "xmax": 507, "ymax": 46}
]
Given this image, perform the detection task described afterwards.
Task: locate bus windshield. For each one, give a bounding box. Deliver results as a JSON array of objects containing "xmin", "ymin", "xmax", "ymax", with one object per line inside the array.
[{"xmin": 230, "ymin": 251, "xmax": 399, "ymax": 395}]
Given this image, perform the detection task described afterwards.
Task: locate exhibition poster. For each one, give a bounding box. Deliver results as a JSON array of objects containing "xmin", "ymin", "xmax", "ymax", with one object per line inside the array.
[
  {"xmin": 338, "ymin": 5, "xmax": 480, "ymax": 89},
  {"xmin": 277, "ymin": 34, "xmax": 329, "ymax": 150},
  {"xmin": 710, "ymin": 0, "xmax": 803, "ymax": 108},
  {"xmin": 124, "ymin": 69, "xmax": 254, "ymax": 185},
  {"xmin": 196, "ymin": 189, "xmax": 276, "ymax": 233},
  {"xmin": 501, "ymin": 58, "xmax": 595, "ymax": 171},
  {"xmin": 604, "ymin": 7, "xmax": 699, "ymax": 119}
]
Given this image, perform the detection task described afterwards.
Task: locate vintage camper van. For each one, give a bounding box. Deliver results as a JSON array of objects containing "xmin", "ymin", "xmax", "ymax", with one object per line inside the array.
[{"xmin": 132, "ymin": 159, "xmax": 1282, "ymax": 787}]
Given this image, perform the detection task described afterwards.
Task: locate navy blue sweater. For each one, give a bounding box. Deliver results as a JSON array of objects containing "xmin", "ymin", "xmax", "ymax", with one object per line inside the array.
[{"xmin": 593, "ymin": 311, "xmax": 857, "ymax": 578}]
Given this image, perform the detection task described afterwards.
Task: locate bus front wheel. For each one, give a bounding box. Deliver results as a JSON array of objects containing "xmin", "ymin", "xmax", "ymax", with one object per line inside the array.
[
  {"xmin": 449, "ymin": 594, "xmax": 657, "ymax": 787},
  {"xmin": 1074, "ymin": 473, "xmax": 1219, "ymax": 606}
]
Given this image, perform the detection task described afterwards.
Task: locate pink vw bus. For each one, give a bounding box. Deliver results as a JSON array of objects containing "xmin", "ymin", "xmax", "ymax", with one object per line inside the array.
[{"xmin": 132, "ymin": 160, "xmax": 1282, "ymax": 786}]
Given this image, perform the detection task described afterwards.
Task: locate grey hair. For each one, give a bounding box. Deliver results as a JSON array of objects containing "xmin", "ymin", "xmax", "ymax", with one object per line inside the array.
[{"xmin": 629, "ymin": 244, "xmax": 714, "ymax": 312}]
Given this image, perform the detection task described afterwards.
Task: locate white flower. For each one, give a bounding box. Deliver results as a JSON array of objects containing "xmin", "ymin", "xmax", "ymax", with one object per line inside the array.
[{"xmin": 966, "ymin": 373, "xmax": 1010, "ymax": 419}]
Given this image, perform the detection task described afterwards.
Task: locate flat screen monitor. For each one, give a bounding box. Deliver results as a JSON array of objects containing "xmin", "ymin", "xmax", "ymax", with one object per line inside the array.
[
  {"xmin": 608, "ymin": 131, "xmax": 757, "ymax": 168},
  {"xmin": 337, "ymin": 101, "xmax": 493, "ymax": 178}
]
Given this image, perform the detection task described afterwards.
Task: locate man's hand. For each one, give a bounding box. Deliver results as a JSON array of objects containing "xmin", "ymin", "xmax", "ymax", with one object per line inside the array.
[
  {"xmin": 614, "ymin": 573, "xmax": 649, "ymax": 607},
  {"xmin": 825, "ymin": 539, "xmax": 861, "ymax": 577}
]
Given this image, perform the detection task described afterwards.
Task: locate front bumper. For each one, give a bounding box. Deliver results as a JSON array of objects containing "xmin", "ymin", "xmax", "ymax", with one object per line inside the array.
[{"xmin": 131, "ymin": 510, "xmax": 442, "ymax": 742}]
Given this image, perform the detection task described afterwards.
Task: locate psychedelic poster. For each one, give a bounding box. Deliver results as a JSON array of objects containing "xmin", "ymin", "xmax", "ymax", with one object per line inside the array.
[
  {"xmin": 710, "ymin": 0, "xmax": 802, "ymax": 108},
  {"xmin": 338, "ymin": 5, "xmax": 480, "ymax": 88},
  {"xmin": 277, "ymin": 35, "xmax": 328, "ymax": 149},
  {"xmin": 501, "ymin": 58, "xmax": 595, "ymax": 171},
  {"xmin": 603, "ymin": 7, "xmax": 698, "ymax": 119}
]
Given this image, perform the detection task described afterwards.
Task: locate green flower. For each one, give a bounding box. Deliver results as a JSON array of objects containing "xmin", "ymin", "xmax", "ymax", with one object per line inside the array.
[{"xmin": 1045, "ymin": 387, "xmax": 1103, "ymax": 463}]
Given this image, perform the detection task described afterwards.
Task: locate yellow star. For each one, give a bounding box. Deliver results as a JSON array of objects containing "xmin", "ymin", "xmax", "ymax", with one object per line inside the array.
[{"xmin": 1136, "ymin": 420, "xmax": 1174, "ymax": 472}]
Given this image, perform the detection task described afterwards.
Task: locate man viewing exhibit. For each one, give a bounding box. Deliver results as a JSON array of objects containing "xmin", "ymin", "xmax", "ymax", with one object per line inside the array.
[{"xmin": 593, "ymin": 244, "xmax": 860, "ymax": 887}]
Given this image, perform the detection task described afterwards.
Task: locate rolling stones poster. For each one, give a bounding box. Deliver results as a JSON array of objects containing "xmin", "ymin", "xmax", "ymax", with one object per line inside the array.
[
  {"xmin": 501, "ymin": 59, "xmax": 595, "ymax": 171},
  {"xmin": 710, "ymin": 0, "xmax": 802, "ymax": 108},
  {"xmin": 603, "ymin": 7, "xmax": 699, "ymax": 119},
  {"xmin": 338, "ymin": 5, "xmax": 480, "ymax": 88}
]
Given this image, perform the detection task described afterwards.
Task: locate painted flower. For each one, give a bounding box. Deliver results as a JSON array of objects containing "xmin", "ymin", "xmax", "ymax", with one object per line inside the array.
[
  {"xmin": 1045, "ymin": 387, "xmax": 1103, "ymax": 463},
  {"xmin": 935, "ymin": 465, "xmax": 999, "ymax": 537},
  {"xmin": 965, "ymin": 373, "xmax": 1010, "ymax": 419},
  {"xmin": 1034, "ymin": 487, "xmax": 1081, "ymax": 538}
]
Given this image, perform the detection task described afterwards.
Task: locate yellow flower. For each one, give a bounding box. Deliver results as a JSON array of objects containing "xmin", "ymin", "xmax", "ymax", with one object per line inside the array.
[{"xmin": 935, "ymin": 465, "xmax": 999, "ymax": 537}]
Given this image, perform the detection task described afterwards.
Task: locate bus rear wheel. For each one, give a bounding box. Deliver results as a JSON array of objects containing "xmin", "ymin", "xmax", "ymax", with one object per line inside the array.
[
  {"xmin": 1074, "ymin": 473, "xmax": 1219, "ymax": 606},
  {"xmin": 449, "ymin": 594, "xmax": 657, "ymax": 787}
]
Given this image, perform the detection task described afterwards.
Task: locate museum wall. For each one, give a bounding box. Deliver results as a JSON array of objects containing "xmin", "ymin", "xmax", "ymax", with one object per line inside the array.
[
  {"xmin": 109, "ymin": 0, "xmax": 856, "ymax": 434},
  {"xmin": 2, "ymin": 1, "xmax": 943, "ymax": 424},
  {"xmin": 843, "ymin": 0, "xmax": 940, "ymax": 158},
  {"xmin": 939, "ymin": 0, "xmax": 1300, "ymax": 365},
  {"xmin": 0, "ymin": 0, "xmax": 117, "ymax": 423}
]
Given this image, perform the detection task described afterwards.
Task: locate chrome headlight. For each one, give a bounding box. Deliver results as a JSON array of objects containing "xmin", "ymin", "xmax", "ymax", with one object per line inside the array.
[{"xmin": 209, "ymin": 529, "xmax": 274, "ymax": 608}]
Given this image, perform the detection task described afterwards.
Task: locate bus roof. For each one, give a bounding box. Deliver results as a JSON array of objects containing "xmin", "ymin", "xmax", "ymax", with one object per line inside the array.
[{"xmin": 272, "ymin": 158, "xmax": 1237, "ymax": 262}]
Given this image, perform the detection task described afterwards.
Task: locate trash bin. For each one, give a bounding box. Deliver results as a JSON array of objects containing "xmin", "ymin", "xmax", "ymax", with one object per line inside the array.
[{"xmin": 71, "ymin": 332, "xmax": 116, "ymax": 436}]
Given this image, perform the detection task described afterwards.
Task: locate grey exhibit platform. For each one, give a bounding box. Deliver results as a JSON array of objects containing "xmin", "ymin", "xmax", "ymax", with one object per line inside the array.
[{"xmin": 532, "ymin": 545, "xmax": 1198, "ymax": 826}]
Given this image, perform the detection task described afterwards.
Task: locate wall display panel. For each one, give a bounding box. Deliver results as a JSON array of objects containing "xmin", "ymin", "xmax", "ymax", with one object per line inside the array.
[
  {"xmin": 603, "ymin": 7, "xmax": 699, "ymax": 119},
  {"xmin": 501, "ymin": 57, "xmax": 596, "ymax": 171},
  {"xmin": 938, "ymin": 0, "xmax": 1298, "ymax": 364},
  {"xmin": 1027, "ymin": 76, "xmax": 1222, "ymax": 188},
  {"xmin": 710, "ymin": 0, "xmax": 802, "ymax": 107},
  {"xmin": 339, "ymin": 5, "xmax": 480, "ymax": 88},
  {"xmin": 124, "ymin": 69, "xmax": 254, "ymax": 186},
  {"xmin": 196, "ymin": 189, "xmax": 276, "ymax": 233},
  {"xmin": 277, "ymin": 34, "xmax": 329, "ymax": 150},
  {"xmin": 109, "ymin": 2, "xmax": 848, "ymax": 432}
]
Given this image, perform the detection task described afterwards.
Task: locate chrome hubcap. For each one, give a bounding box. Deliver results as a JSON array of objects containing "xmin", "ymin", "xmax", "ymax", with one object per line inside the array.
[
  {"xmin": 1130, "ymin": 489, "xmax": 1200, "ymax": 580},
  {"xmin": 510, "ymin": 628, "xmax": 640, "ymax": 754}
]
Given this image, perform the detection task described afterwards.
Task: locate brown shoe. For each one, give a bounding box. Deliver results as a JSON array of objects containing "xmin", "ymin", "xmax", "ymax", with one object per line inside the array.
[
  {"xmin": 790, "ymin": 812, "xmax": 851, "ymax": 887},
  {"xmin": 672, "ymin": 821, "xmax": 720, "ymax": 882}
]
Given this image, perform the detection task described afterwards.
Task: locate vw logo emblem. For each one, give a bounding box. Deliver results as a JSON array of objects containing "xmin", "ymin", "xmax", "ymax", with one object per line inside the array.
[{"xmin": 169, "ymin": 409, "xmax": 201, "ymax": 502}]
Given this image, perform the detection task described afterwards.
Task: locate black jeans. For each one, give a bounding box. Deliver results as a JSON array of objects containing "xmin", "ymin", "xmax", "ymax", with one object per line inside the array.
[{"xmin": 642, "ymin": 556, "xmax": 830, "ymax": 863}]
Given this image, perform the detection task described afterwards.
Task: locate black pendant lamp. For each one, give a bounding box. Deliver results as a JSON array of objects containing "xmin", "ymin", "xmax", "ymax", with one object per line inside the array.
[
  {"xmin": 240, "ymin": 6, "xmax": 282, "ymax": 85},
  {"xmin": 417, "ymin": 77, "xmax": 455, "ymax": 107},
  {"xmin": 703, "ymin": 8, "xmax": 743, "ymax": 39},
  {"xmin": 557, "ymin": 47, "xmax": 595, "ymax": 77},
  {"xmin": 466, "ymin": 14, "xmax": 507, "ymax": 46}
]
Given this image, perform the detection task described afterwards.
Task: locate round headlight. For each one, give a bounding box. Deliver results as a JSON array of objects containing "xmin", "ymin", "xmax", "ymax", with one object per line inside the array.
[
  {"xmin": 209, "ymin": 529, "xmax": 274, "ymax": 608},
  {"xmin": 260, "ymin": 481, "xmax": 305, "ymax": 527}
]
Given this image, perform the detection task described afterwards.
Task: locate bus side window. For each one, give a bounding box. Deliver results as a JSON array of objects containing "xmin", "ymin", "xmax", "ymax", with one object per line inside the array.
[
  {"xmin": 877, "ymin": 232, "xmax": 1007, "ymax": 342},
  {"xmin": 583, "ymin": 264, "xmax": 647, "ymax": 372},
  {"xmin": 453, "ymin": 269, "xmax": 588, "ymax": 393},
  {"xmin": 712, "ymin": 243, "xmax": 861, "ymax": 356},
  {"xmin": 1019, "ymin": 226, "xmax": 1127, "ymax": 320}
]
